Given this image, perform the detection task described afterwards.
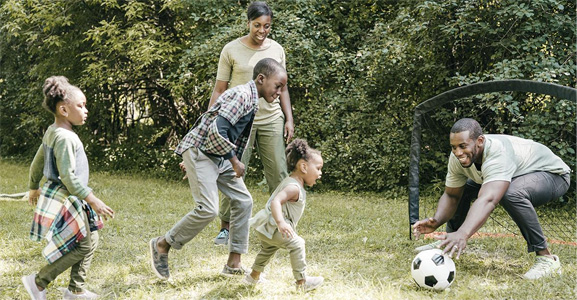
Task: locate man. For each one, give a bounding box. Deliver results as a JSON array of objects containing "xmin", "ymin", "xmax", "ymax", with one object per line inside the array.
[{"xmin": 412, "ymin": 118, "xmax": 570, "ymax": 279}]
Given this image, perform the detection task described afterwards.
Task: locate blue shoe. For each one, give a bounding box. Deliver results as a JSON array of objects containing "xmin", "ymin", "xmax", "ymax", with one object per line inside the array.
[{"xmin": 214, "ymin": 228, "xmax": 229, "ymax": 246}]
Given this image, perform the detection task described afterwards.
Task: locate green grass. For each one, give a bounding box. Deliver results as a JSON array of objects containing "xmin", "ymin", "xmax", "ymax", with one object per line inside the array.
[{"xmin": 1, "ymin": 159, "xmax": 575, "ymax": 299}]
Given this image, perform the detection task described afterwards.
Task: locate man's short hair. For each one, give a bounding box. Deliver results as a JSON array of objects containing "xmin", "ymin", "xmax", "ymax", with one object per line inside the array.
[
  {"xmin": 252, "ymin": 58, "xmax": 286, "ymax": 79},
  {"xmin": 450, "ymin": 118, "xmax": 483, "ymax": 139}
]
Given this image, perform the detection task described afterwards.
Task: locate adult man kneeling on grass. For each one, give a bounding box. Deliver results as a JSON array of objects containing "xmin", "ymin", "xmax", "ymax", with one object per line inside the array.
[
  {"xmin": 148, "ymin": 58, "xmax": 288, "ymax": 280},
  {"xmin": 412, "ymin": 118, "xmax": 570, "ymax": 280}
]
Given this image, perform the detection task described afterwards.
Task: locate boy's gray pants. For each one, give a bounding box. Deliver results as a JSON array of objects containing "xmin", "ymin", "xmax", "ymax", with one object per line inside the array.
[
  {"xmin": 165, "ymin": 147, "xmax": 253, "ymax": 254},
  {"xmin": 447, "ymin": 171, "xmax": 570, "ymax": 252}
]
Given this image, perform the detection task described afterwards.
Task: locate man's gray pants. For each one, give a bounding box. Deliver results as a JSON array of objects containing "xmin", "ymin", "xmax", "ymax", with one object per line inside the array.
[
  {"xmin": 447, "ymin": 172, "xmax": 570, "ymax": 252},
  {"xmin": 165, "ymin": 148, "xmax": 253, "ymax": 254}
]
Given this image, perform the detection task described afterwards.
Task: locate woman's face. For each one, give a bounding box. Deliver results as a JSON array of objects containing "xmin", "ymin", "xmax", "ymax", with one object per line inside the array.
[{"xmin": 247, "ymin": 14, "xmax": 272, "ymax": 45}]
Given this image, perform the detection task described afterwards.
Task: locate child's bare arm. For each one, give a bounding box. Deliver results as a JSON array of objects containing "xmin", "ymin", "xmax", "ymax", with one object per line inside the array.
[
  {"xmin": 270, "ymin": 184, "xmax": 300, "ymax": 239},
  {"xmin": 85, "ymin": 192, "xmax": 115, "ymax": 221}
]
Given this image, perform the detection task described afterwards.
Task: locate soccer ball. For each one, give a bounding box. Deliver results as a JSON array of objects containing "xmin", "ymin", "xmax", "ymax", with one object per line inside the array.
[{"xmin": 411, "ymin": 249, "xmax": 456, "ymax": 290}]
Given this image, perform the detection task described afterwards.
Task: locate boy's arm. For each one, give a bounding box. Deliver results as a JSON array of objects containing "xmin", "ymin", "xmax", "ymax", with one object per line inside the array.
[{"xmin": 270, "ymin": 184, "xmax": 300, "ymax": 239}]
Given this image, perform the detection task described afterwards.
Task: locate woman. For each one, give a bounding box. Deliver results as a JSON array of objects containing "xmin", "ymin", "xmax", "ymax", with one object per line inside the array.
[{"xmin": 208, "ymin": 1, "xmax": 294, "ymax": 246}]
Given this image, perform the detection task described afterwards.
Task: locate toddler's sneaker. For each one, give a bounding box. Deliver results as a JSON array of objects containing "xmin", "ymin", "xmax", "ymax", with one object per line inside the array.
[
  {"xmin": 296, "ymin": 276, "xmax": 324, "ymax": 292},
  {"xmin": 220, "ymin": 264, "xmax": 248, "ymax": 277},
  {"xmin": 242, "ymin": 274, "xmax": 268, "ymax": 286},
  {"xmin": 214, "ymin": 228, "xmax": 229, "ymax": 246},
  {"xmin": 61, "ymin": 288, "xmax": 99, "ymax": 299},
  {"xmin": 21, "ymin": 274, "xmax": 47, "ymax": 300},
  {"xmin": 523, "ymin": 255, "xmax": 561, "ymax": 279},
  {"xmin": 414, "ymin": 240, "xmax": 442, "ymax": 252},
  {"xmin": 149, "ymin": 237, "xmax": 170, "ymax": 280}
]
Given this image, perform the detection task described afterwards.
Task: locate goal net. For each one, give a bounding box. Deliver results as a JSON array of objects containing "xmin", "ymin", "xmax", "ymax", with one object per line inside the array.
[{"xmin": 408, "ymin": 80, "xmax": 576, "ymax": 244}]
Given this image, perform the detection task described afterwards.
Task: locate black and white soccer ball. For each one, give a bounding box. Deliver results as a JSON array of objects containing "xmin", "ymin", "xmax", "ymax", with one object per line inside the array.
[{"xmin": 411, "ymin": 249, "xmax": 456, "ymax": 290}]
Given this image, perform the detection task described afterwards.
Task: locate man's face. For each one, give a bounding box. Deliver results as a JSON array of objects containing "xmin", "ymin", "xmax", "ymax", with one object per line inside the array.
[{"xmin": 449, "ymin": 130, "xmax": 483, "ymax": 168}]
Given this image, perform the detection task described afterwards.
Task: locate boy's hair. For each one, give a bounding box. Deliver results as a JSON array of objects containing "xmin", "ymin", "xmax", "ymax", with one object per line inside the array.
[
  {"xmin": 286, "ymin": 139, "xmax": 321, "ymax": 171},
  {"xmin": 42, "ymin": 76, "xmax": 81, "ymax": 114},
  {"xmin": 252, "ymin": 58, "xmax": 285, "ymax": 80},
  {"xmin": 247, "ymin": 1, "xmax": 272, "ymax": 21},
  {"xmin": 450, "ymin": 118, "xmax": 483, "ymax": 139}
]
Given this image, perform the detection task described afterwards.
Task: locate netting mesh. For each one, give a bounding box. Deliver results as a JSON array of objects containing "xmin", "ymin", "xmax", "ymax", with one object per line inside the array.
[{"xmin": 416, "ymin": 91, "xmax": 576, "ymax": 244}]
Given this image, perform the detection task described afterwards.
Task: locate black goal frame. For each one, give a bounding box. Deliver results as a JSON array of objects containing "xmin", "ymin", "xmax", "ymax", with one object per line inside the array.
[{"xmin": 408, "ymin": 79, "xmax": 577, "ymax": 238}]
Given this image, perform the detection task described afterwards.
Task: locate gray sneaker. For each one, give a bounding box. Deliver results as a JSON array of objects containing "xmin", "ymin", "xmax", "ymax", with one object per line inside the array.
[
  {"xmin": 149, "ymin": 237, "xmax": 170, "ymax": 280},
  {"xmin": 523, "ymin": 255, "xmax": 561, "ymax": 279},
  {"xmin": 61, "ymin": 288, "xmax": 99, "ymax": 299},
  {"xmin": 414, "ymin": 240, "xmax": 442, "ymax": 252},
  {"xmin": 220, "ymin": 264, "xmax": 248, "ymax": 277},
  {"xmin": 296, "ymin": 276, "xmax": 324, "ymax": 292},
  {"xmin": 214, "ymin": 228, "xmax": 229, "ymax": 246},
  {"xmin": 22, "ymin": 274, "xmax": 47, "ymax": 300}
]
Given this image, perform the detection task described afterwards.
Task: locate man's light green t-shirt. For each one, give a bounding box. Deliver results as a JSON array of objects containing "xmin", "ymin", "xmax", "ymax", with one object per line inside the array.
[
  {"xmin": 216, "ymin": 38, "xmax": 286, "ymax": 125},
  {"xmin": 446, "ymin": 134, "xmax": 571, "ymax": 187}
]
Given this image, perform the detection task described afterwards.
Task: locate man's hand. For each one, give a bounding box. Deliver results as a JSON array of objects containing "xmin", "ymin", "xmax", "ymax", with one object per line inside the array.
[
  {"xmin": 437, "ymin": 231, "xmax": 468, "ymax": 259},
  {"xmin": 412, "ymin": 217, "xmax": 439, "ymax": 240}
]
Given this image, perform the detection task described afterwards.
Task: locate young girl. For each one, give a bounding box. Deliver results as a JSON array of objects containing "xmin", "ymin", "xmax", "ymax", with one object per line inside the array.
[
  {"xmin": 23, "ymin": 76, "xmax": 114, "ymax": 300},
  {"xmin": 210, "ymin": 1, "xmax": 294, "ymax": 246},
  {"xmin": 245, "ymin": 139, "xmax": 324, "ymax": 292}
]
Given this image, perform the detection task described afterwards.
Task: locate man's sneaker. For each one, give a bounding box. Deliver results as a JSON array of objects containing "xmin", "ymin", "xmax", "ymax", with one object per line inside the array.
[
  {"xmin": 296, "ymin": 276, "xmax": 324, "ymax": 292},
  {"xmin": 61, "ymin": 288, "xmax": 99, "ymax": 299},
  {"xmin": 242, "ymin": 273, "xmax": 268, "ymax": 286},
  {"xmin": 414, "ymin": 240, "xmax": 442, "ymax": 253},
  {"xmin": 214, "ymin": 228, "xmax": 229, "ymax": 246},
  {"xmin": 220, "ymin": 264, "xmax": 248, "ymax": 277},
  {"xmin": 149, "ymin": 237, "xmax": 170, "ymax": 280},
  {"xmin": 21, "ymin": 274, "xmax": 47, "ymax": 300},
  {"xmin": 523, "ymin": 255, "xmax": 561, "ymax": 279}
]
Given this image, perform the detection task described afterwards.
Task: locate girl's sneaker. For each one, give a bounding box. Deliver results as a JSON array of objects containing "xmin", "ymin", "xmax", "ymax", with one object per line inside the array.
[
  {"xmin": 21, "ymin": 274, "xmax": 47, "ymax": 300},
  {"xmin": 242, "ymin": 273, "xmax": 268, "ymax": 285},
  {"xmin": 296, "ymin": 276, "xmax": 324, "ymax": 292},
  {"xmin": 61, "ymin": 288, "xmax": 99, "ymax": 299}
]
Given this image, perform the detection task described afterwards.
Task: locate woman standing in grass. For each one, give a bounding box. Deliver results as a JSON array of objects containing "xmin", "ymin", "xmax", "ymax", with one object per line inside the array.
[
  {"xmin": 210, "ymin": 1, "xmax": 294, "ymax": 246},
  {"xmin": 23, "ymin": 76, "xmax": 114, "ymax": 300},
  {"xmin": 244, "ymin": 139, "xmax": 324, "ymax": 292}
]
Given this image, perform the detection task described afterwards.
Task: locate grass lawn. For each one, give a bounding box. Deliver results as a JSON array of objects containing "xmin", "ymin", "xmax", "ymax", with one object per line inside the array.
[{"xmin": 1, "ymin": 159, "xmax": 575, "ymax": 299}]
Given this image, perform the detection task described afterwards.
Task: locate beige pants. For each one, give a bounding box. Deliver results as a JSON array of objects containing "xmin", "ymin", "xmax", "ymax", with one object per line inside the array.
[{"xmin": 252, "ymin": 230, "xmax": 306, "ymax": 281}]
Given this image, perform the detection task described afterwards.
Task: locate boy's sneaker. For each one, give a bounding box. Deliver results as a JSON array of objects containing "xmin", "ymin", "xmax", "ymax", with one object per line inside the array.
[
  {"xmin": 296, "ymin": 276, "xmax": 324, "ymax": 292},
  {"xmin": 414, "ymin": 240, "xmax": 442, "ymax": 252},
  {"xmin": 242, "ymin": 274, "xmax": 268, "ymax": 286},
  {"xmin": 523, "ymin": 255, "xmax": 561, "ymax": 279},
  {"xmin": 21, "ymin": 274, "xmax": 47, "ymax": 300},
  {"xmin": 214, "ymin": 228, "xmax": 229, "ymax": 246},
  {"xmin": 220, "ymin": 264, "xmax": 248, "ymax": 277},
  {"xmin": 149, "ymin": 237, "xmax": 170, "ymax": 280},
  {"xmin": 61, "ymin": 288, "xmax": 99, "ymax": 299}
]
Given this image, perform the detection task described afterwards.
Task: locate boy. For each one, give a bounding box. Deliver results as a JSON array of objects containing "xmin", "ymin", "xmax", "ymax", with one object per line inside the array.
[{"xmin": 149, "ymin": 58, "xmax": 288, "ymax": 279}]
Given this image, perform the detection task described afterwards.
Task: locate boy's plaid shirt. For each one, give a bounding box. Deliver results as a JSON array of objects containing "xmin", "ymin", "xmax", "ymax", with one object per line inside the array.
[{"xmin": 175, "ymin": 80, "xmax": 259, "ymax": 159}]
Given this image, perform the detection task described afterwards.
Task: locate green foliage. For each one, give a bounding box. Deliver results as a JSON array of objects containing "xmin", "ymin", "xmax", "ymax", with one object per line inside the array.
[{"xmin": 0, "ymin": 0, "xmax": 575, "ymax": 194}]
